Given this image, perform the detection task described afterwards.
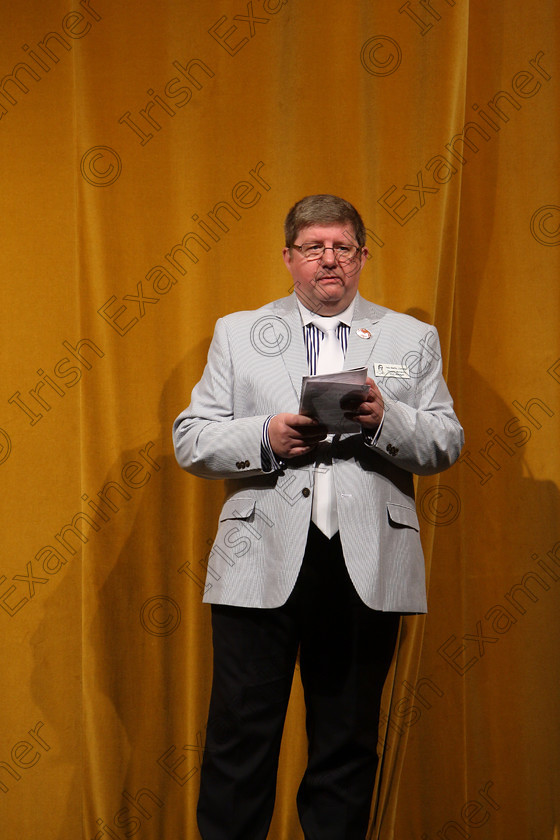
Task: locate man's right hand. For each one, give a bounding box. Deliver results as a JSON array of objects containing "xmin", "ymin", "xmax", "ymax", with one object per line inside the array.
[{"xmin": 268, "ymin": 413, "xmax": 327, "ymax": 459}]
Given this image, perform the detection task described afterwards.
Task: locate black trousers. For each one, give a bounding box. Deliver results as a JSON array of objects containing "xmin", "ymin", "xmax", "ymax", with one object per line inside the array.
[{"xmin": 197, "ymin": 524, "xmax": 400, "ymax": 840}]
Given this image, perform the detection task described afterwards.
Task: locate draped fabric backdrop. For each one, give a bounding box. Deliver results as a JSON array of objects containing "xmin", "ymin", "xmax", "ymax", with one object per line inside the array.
[{"xmin": 1, "ymin": 2, "xmax": 559, "ymax": 838}]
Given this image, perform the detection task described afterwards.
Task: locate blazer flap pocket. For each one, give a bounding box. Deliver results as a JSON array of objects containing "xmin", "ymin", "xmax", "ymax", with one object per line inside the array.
[
  {"xmin": 387, "ymin": 502, "xmax": 420, "ymax": 531},
  {"xmin": 219, "ymin": 497, "xmax": 256, "ymax": 522}
]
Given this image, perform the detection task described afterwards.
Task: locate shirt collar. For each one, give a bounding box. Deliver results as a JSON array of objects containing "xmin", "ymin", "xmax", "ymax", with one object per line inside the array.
[{"xmin": 296, "ymin": 296, "xmax": 356, "ymax": 328}]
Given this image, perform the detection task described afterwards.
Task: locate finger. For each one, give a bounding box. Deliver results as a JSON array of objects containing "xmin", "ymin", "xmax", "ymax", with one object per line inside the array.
[
  {"xmin": 287, "ymin": 414, "xmax": 321, "ymax": 428},
  {"xmin": 339, "ymin": 389, "xmax": 365, "ymax": 411},
  {"xmin": 298, "ymin": 424, "xmax": 328, "ymax": 439},
  {"xmin": 288, "ymin": 442, "xmax": 319, "ymax": 457}
]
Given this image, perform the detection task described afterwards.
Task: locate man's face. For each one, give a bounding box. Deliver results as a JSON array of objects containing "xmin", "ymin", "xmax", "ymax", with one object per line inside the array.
[{"xmin": 283, "ymin": 223, "xmax": 368, "ymax": 316}]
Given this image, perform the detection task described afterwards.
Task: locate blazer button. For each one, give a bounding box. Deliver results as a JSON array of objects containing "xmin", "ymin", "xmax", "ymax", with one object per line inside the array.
[{"xmin": 301, "ymin": 488, "xmax": 311, "ymax": 497}]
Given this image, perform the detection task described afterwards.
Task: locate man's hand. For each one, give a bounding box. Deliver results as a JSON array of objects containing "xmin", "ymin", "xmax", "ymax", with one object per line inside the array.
[
  {"xmin": 344, "ymin": 377, "xmax": 384, "ymax": 431},
  {"xmin": 268, "ymin": 413, "xmax": 327, "ymax": 459}
]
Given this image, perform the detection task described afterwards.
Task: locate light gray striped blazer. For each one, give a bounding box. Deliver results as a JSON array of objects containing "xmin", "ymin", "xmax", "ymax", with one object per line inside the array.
[{"xmin": 173, "ymin": 293, "xmax": 464, "ymax": 612}]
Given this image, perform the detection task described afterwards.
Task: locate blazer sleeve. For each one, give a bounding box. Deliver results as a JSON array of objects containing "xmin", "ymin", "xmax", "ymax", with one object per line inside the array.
[
  {"xmin": 173, "ymin": 317, "xmax": 270, "ymax": 479},
  {"xmin": 365, "ymin": 325, "xmax": 464, "ymax": 475}
]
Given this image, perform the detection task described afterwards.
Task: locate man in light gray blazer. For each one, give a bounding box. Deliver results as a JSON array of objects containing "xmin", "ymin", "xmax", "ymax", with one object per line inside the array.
[{"xmin": 173, "ymin": 195, "xmax": 463, "ymax": 840}]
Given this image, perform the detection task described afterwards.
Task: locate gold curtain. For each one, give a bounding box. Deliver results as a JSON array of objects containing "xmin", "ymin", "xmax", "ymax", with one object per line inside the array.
[{"xmin": 1, "ymin": 1, "xmax": 559, "ymax": 837}]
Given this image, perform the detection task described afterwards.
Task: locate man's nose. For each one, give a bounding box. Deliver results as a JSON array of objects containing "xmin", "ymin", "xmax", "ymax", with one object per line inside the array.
[{"xmin": 320, "ymin": 246, "xmax": 337, "ymax": 264}]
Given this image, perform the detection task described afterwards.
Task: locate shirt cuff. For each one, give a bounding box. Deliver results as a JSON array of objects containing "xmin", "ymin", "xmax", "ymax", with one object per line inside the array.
[
  {"xmin": 261, "ymin": 416, "xmax": 286, "ymax": 472},
  {"xmin": 362, "ymin": 410, "xmax": 385, "ymax": 447}
]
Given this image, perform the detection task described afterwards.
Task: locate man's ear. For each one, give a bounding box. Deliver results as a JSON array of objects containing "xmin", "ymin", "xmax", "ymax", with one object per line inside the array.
[{"xmin": 282, "ymin": 247, "xmax": 293, "ymax": 269}]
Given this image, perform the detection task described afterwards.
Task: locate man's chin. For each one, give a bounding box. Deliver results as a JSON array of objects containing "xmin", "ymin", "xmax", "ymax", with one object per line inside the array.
[
  {"xmin": 312, "ymin": 293, "xmax": 349, "ymax": 316},
  {"xmin": 314, "ymin": 280, "xmax": 344, "ymax": 299}
]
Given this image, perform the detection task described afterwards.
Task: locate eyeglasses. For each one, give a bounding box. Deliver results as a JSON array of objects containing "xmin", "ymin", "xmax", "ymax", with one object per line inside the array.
[{"xmin": 291, "ymin": 243, "xmax": 361, "ymax": 263}]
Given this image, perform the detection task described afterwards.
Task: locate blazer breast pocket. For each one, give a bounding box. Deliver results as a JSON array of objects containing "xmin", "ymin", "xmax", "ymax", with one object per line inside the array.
[{"xmin": 374, "ymin": 368, "xmax": 414, "ymax": 401}]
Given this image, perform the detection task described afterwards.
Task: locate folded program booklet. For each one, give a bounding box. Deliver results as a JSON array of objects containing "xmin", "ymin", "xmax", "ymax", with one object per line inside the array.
[{"xmin": 299, "ymin": 367, "xmax": 369, "ymax": 434}]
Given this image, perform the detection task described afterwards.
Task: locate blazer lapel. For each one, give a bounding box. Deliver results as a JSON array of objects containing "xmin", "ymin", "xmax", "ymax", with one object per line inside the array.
[
  {"xmin": 344, "ymin": 293, "xmax": 385, "ymax": 371},
  {"xmin": 270, "ymin": 296, "xmax": 308, "ymax": 402}
]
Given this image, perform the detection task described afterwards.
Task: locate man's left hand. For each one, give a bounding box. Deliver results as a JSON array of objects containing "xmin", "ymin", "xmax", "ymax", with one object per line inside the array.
[{"xmin": 344, "ymin": 377, "xmax": 384, "ymax": 430}]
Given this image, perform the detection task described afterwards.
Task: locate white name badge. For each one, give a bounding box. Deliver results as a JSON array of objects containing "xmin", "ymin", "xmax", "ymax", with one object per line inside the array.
[{"xmin": 374, "ymin": 363, "xmax": 410, "ymax": 379}]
